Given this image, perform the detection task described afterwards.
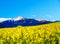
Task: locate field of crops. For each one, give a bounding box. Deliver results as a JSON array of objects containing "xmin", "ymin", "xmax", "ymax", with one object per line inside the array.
[{"xmin": 0, "ymin": 22, "xmax": 60, "ymax": 44}]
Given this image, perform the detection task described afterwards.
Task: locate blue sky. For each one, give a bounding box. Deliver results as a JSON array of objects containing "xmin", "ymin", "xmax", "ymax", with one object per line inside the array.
[{"xmin": 0, "ymin": 0, "xmax": 60, "ymax": 21}]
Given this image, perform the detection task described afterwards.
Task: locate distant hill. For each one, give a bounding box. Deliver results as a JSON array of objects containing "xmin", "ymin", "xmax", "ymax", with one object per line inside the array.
[
  {"xmin": 0, "ymin": 16, "xmax": 59, "ymax": 28},
  {"xmin": 0, "ymin": 19, "xmax": 52, "ymax": 28}
]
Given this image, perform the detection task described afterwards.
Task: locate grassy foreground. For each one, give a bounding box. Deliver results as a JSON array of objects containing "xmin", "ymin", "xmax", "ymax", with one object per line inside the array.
[{"xmin": 0, "ymin": 22, "xmax": 60, "ymax": 44}]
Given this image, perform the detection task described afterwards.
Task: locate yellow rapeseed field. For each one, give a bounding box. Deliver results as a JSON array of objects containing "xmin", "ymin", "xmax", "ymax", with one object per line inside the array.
[{"xmin": 0, "ymin": 22, "xmax": 60, "ymax": 44}]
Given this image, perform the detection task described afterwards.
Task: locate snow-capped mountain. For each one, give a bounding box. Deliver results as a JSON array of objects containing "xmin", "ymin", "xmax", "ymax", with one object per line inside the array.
[{"xmin": 0, "ymin": 16, "xmax": 53, "ymax": 28}]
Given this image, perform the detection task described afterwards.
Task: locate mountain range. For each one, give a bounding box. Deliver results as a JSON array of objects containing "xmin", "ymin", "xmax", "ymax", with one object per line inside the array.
[{"xmin": 0, "ymin": 16, "xmax": 59, "ymax": 28}]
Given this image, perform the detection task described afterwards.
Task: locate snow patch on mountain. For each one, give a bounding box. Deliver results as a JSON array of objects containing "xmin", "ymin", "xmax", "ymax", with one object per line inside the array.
[
  {"xmin": 0, "ymin": 16, "xmax": 24, "ymax": 22},
  {"xmin": 13, "ymin": 16, "xmax": 24, "ymax": 21},
  {"xmin": 0, "ymin": 18, "xmax": 11, "ymax": 22}
]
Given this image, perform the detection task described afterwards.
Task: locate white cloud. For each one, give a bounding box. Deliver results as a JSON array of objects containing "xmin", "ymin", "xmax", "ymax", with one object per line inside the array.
[
  {"xmin": 31, "ymin": 14, "xmax": 37, "ymax": 17},
  {"xmin": 46, "ymin": 15, "xmax": 52, "ymax": 18},
  {"xmin": 28, "ymin": 14, "xmax": 37, "ymax": 18},
  {"xmin": 45, "ymin": 14, "xmax": 56, "ymax": 21}
]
